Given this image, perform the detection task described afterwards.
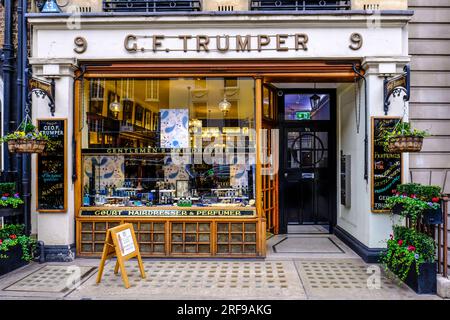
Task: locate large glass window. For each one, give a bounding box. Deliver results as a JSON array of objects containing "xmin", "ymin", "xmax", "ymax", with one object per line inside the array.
[{"xmin": 81, "ymin": 77, "xmax": 256, "ymax": 209}]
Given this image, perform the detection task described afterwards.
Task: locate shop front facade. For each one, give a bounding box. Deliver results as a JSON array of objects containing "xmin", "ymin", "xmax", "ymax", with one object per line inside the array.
[{"xmin": 27, "ymin": 1, "xmax": 412, "ymax": 261}]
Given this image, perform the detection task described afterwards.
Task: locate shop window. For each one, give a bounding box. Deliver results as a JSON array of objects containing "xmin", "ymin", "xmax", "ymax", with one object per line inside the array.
[{"xmin": 81, "ymin": 77, "xmax": 256, "ymax": 210}]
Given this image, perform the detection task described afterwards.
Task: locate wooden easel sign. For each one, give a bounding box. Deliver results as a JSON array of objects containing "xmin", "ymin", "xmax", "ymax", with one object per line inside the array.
[{"xmin": 96, "ymin": 223, "xmax": 146, "ymax": 289}]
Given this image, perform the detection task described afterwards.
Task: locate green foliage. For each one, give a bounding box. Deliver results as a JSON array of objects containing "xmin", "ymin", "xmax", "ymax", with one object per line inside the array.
[
  {"xmin": 0, "ymin": 224, "xmax": 36, "ymax": 262},
  {"xmin": 0, "ymin": 196, "xmax": 24, "ymax": 208},
  {"xmin": 386, "ymin": 195, "xmax": 439, "ymax": 223},
  {"xmin": 0, "ymin": 130, "xmax": 49, "ymax": 143},
  {"xmin": 389, "ymin": 122, "xmax": 428, "ymax": 138},
  {"xmin": 0, "ymin": 183, "xmax": 24, "ymax": 208},
  {"xmin": 19, "ymin": 122, "xmax": 37, "ymax": 134},
  {"xmin": 0, "ymin": 224, "xmax": 24, "ymax": 239},
  {"xmin": 393, "ymin": 226, "xmax": 435, "ymax": 263},
  {"xmin": 380, "ymin": 227, "xmax": 435, "ymax": 282},
  {"xmin": 0, "ymin": 121, "xmax": 49, "ymax": 143},
  {"xmin": 396, "ymin": 183, "xmax": 442, "ymax": 201},
  {"xmin": 0, "ymin": 182, "xmax": 16, "ymax": 195},
  {"xmin": 386, "ymin": 183, "xmax": 442, "ymax": 223}
]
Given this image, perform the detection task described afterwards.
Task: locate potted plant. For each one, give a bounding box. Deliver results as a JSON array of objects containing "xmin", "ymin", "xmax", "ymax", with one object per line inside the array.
[
  {"xmin": 0, "ymin": 224, "xmax": 36, "ymax": 276},
  {"xmin": 386, "ymin": 183, "xmax": 443, "ymax": 225},
  {"xmin": 380, "ymin": 225, "xmax": 436, "ymax": 294},
  {"xmin": 0, "ymin": 182, "xmax": 24, "ymax": 218},
  {"xmin": 0, "ymin": 118, "xmax": 49, "ymax": 154},
  {"xmin": 382, "ymin": 122, "xmax": 428, "ymax": 153}
]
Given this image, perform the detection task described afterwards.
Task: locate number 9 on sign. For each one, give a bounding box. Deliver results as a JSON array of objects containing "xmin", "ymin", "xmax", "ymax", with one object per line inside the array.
[
  {"xmin": 74, "ymin": 36, "xmax": 87, "ymax": 54},
  {"xmin": 349, "ymin": 33, "xmax": 363, "ymax": 50}
]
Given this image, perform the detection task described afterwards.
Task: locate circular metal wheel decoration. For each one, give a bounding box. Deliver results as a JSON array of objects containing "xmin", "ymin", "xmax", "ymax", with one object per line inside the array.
[{"xmin": 291, "ymin": 132, "xmax": 325, "ymax": 166}]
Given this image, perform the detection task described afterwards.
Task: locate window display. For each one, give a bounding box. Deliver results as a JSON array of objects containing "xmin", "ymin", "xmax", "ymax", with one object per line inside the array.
[{"xmin": 81, "ymin": 77, "xmax": 256, "ymax": 209}]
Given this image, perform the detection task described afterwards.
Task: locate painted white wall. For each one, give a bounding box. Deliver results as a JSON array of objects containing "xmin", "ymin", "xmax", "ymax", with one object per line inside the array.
[
  {"xmin": 336, "ymin": 60, "xmax": 409, "ymax": 249},
  {"xmin": 31, "ymin": 65, "xmax": 75, "ymax": 246}
]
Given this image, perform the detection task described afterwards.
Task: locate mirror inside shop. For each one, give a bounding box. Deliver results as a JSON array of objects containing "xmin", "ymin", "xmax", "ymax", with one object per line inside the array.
[{"xmin": 81, "ymin": 77, "xmax": 256, "ymax": 208}]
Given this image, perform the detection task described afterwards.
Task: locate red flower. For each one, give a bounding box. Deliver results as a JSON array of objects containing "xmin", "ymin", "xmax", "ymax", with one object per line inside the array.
[
  {"xmin": 0, "ymin": 239, "xmax": 2, "ymax": 245},
  {"xmin": 9, "ymin": 234, "xmax": 16, "ymax": 240},
  {"xmin": 398, "ymin": 239, "xmax": 403, "ymax": 246},
  {"xmin": 3, "ymin": 193, "xmax": 9, "ymax": 197},
  {"xmin": 391, "ymin": 189, "xmax": 397, "ymax": 194},
  {"xmin": 432, "ymin": 197, "xmax": 440, "ymax": 203},
  {"xmin": 410, "ymin": 194, "xmax": 416, "ymax": 199},
  {"xmin": 408, "ymin": 245, "xmax": 416, "ymax": 251}
]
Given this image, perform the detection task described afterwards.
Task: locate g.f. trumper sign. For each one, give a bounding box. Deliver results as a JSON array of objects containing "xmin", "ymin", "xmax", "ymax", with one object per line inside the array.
[
  {"xmin": 72, "ymin": 32, "xmax": 364, "ymax": 56},
  {"xmin": 124, "ymin": 34, "xmax": 310, "ymax": 53}
]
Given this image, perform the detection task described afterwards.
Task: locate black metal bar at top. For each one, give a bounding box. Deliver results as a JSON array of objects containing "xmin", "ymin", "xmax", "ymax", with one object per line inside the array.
[
  {"xmin": 103, "ymin": 0, "xmax": 202, "ymax": 13},
  {"xmin": 250, "ymin": 0, "xmax": 351, "ymax": 11}
]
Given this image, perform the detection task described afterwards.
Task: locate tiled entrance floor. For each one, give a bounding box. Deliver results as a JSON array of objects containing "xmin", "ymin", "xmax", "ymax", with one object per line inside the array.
[
  {"xmin": 273, "ymin": 237, "xmax": 343, "ymax": 254},
  {"xmin": 267, "ymin": 234, "xmax": 360, "ymax": 259}
]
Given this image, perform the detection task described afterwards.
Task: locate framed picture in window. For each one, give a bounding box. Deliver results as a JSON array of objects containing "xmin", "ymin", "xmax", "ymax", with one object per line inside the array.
[
  {"xmin": 135, "ymin": 104, "xmax": 144, "ymax": 127},
  {"xmin": 176, "ymin": 180, "xmax": 189, "ymax": 198},
  {"xmin": 145, "ymin": 110, "xmax": 152, "ymax": 129},
  {"xmin": 152, "ymin": 113, "xmax": 159, "ymax": 131},
  {"xmin": 122, "ymin": 100, "xmax": 133, "ymax": 124}
]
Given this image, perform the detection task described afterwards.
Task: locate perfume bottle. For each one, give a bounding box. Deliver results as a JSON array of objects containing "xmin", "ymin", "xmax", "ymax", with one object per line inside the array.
[{"xmin": 83, "ymin": 186, "xmax": 90, "ymax": 206}]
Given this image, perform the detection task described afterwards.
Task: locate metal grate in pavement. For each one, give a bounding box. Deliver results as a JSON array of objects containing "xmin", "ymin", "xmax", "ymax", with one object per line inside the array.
[
  {"xmin": 3, "ymin": 265, "xmax": 96, "ymax": 293},
  {"xmin": 295, "ymin": 259, "xmax": 435, "ymax": 299}
]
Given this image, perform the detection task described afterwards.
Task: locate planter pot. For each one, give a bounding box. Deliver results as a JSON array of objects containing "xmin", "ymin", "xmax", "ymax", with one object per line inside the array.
[
  {"xmin": 0, "ymin": 206, "xmax": 22, "ymax": 218},
  {"xmin": 7, "ymin": 139, "xmax": 46, "ymax": 154},
  {"xmin": 404, "ymin": 262, "xmax": 437, "ymax": 294},
  {"xmin": 0, "ymin": 245, "xmax": 28, "ymax": 276},
  {"xmin": 422, "ymin": 207, "xmax": 443, "ymax": 225},
  {"xmin": 388, "ymin": 136, "xmax": 423, "ymax": 153}
]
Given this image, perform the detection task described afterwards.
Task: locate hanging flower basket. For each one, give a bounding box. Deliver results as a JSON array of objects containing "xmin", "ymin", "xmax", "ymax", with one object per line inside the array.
[
  {"xmin": 7, "ymin": 139, "xmax": 47, "ymax": 154},
  {"xmin": 0, "ymin": 115, "xmax": 49, "ymax": 154},
  {"xmin": 382, "ymin": 122, "xmax": 428, "ymax": 154},
  {"xmin": 387, "ymin": 136, "xmax": 424, "ymax": 153}
]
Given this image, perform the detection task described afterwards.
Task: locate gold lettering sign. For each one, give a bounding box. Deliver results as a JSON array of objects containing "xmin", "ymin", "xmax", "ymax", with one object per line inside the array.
[
  {"xmin": 82, "ymin": 209, "xmax": 255, "ymax": 217},
  {"xmin": 124, "ymin": 34, "xmax": 311, "ymax": 53}
]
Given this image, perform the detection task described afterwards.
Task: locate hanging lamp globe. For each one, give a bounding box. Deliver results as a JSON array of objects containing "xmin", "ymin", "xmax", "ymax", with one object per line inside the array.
[
  {"xmin": 109, "ymin": 99, "xmax": 122, "ymax": 114},
  {"xmin": 109, "ymin": 81, "xmax": 122, "ymax": 115},
  {"xmin": 218, "ymin": 96, "xmax": 231, "ymax": 116}
]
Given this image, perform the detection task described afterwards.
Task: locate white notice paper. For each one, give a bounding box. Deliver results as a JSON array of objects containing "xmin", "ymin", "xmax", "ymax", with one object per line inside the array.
[{"xmin": 116, "ymin": 229, "xmax": 136, "ymax": 256}]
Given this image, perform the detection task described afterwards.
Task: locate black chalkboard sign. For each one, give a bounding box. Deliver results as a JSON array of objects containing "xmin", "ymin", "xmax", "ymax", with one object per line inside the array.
[
  {"xmin": 371, "ymin": 117, "xmax": 402, "ymax": 212},
  {"xmin": 37, "ymin": 119, "xmax": 66, "ymax": 212}
]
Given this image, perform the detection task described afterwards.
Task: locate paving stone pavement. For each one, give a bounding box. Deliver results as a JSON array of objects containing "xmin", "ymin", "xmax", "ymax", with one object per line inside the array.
[
  {"xmin": 0, "ymin": 235, "xmax": 441, "ymax": 300},
  {"xmin": 0, "ymin": 258, "xmax": 440, "ymax": 300}
]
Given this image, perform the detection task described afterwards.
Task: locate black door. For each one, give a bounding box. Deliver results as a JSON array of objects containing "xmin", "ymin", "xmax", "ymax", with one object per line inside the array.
[{"xmin": 279, "ymin": 89, "xmax": 336, "ymax": 233}]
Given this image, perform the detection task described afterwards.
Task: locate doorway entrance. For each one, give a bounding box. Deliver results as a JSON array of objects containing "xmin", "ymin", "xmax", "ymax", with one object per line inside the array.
[{"xmin": 278, "ymin": 89, "xmax": 337, "ymax": 234}]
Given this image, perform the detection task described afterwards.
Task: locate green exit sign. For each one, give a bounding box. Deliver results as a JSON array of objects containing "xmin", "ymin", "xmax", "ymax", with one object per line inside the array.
[{"xmin": 295, "ymin": 112, "xmax": 311, "ymax": 120}]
